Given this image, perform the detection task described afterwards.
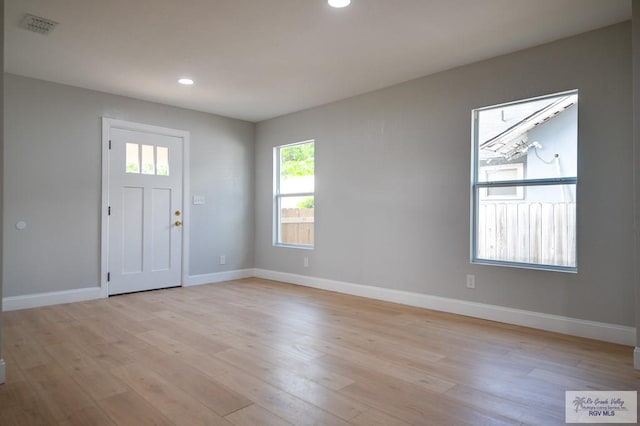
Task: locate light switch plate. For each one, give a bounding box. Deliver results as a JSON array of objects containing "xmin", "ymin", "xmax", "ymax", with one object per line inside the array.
[{"xmin": 193, "ymin": 195, "xmax": 205, "ymax": 205}]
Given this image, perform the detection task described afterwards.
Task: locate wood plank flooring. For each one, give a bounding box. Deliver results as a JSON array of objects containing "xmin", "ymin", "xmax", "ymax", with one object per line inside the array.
[{"xmin": 1, "ymin": 278, "xmax": 638, "ymax": 425}]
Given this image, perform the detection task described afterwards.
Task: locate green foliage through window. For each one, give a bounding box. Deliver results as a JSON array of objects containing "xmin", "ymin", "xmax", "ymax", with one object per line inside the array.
[
  {"xmin": 126, "ymin": 162, "xmax": 140, "ymax": 173},
  {"xmin": 280, "ymin": 142, "xmax": 314, "ymax": 178},
  {"xmin": 297, "ymin": 197, "xmax": 314, "ymax": 208}
]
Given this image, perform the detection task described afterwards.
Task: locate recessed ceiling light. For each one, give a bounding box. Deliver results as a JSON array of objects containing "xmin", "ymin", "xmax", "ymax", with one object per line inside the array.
[
  {"xmin": 178, "ymin": 78, "xmax": 194, "ymax": 85},
  {"xmin": 328, "ymin": 0, "xmax": 350, "ymax": 8}
]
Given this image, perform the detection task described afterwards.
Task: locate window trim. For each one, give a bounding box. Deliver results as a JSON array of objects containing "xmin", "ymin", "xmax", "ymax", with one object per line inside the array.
[
  {"xmin": 470, "ymin": 90, "xmax": 578, "ymax": 273},
  {"xmin": 274, "ymin": 140, "xmax": 315, "ymax": 249}
]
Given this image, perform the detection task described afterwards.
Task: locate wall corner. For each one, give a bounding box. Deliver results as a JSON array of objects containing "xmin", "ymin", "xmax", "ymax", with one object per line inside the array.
[{"xmin": 632, "ymin": 0, "xmax": 640, "ymax": 371}]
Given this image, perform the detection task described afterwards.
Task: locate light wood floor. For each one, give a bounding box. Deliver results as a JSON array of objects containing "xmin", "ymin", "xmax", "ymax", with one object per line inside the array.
[{"xmin": 0, "ymin": 278, "xmax": 637, "ymax": 425}]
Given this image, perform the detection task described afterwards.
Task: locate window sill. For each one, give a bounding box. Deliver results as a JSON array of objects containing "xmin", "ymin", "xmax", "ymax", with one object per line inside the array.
[
  {"xmin": 472, "ymin": 258, "xmax": 577, "ymax": 274},
  {"xmin": 274, "ymin": 243, "xmax": 314, "ymax": 250}
]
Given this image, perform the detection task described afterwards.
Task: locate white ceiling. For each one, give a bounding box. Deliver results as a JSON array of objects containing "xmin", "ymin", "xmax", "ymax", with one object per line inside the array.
[{"xmin": 5, "ymin": 0, "xmax": 631, "ymax": 122}]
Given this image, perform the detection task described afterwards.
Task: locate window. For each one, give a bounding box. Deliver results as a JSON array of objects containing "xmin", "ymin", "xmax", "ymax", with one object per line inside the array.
[
  {"xmin": 479, "ymin": 164, "xmax": 524, "ymax": 200},
  {"xmin": 471, "ymin": 91, "xmax": 578, "ymax": 271},
  {"xmin": 126, "ymin": 143, "xmax": 140, "ymax": 173},
  {"xmin": 125, "ymin": 143, "xmax": 170, "ymax": 176},
  {"xmin": 274, "ymin": 140, "xmax": 315, "ymax": 247}
]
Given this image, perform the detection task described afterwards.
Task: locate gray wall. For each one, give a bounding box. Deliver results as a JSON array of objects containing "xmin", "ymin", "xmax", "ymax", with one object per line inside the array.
[
  {"xmin": 255, "ymin": 23, "xmax": 634, "ymax": 327},
  {"xmin": 1, "ymin": 0, "xmax": 5, "ymax": 381},
  {"xmin": 3, "ymin": 74, "xmax": 255, "ymax": 297},
  {"xmin": 633, "ymin": 0, "xmax": 640, "ymax": 350}
]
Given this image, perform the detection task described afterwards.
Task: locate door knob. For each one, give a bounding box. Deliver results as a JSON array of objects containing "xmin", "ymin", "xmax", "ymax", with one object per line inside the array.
[{"xmin": 174, "ymin": 220, "xmax": 182, "ymax": 227}]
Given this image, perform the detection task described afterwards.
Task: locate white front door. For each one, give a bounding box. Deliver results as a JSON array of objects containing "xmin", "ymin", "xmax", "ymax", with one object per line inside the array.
[{"xmin": 107, "ymin": 125, "xmax": 184, "ymax": 295}]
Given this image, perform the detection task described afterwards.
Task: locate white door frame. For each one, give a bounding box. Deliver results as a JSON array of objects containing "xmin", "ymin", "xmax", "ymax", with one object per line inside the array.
[{"xmin": 100, "ymin": 118, "xmax": 190, "ymax": 297}]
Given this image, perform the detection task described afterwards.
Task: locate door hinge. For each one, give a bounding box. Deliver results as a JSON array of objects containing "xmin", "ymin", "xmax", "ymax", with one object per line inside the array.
[
  {"xmin": 109, "ymin": 140, "xmax": 112, "ymax": 149},
  {"xmin": 107, "ymin": 272, "xmax": 110, "ymax": 282},
  {"xmin": 108, "ymin": 206, "xmax": 111, "ymax": 216}
]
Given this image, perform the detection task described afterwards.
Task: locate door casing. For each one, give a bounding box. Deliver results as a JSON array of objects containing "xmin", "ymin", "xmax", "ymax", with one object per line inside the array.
[{"xmin": 100, "ymin": 118, "xmax": 190, "ymax": 297}]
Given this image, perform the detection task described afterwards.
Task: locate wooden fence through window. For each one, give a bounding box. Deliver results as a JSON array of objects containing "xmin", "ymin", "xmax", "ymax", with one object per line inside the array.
[
  {"xmin": 281, "ymin": 203, "xmax": 576, "ymax": 267},
  {"xmin": 478, "ymin": 202, "xmax": 576, "ymax": 267},
  {"xmin": 281, "ymin": 208, "xmax": 314, "ymax": 245}
]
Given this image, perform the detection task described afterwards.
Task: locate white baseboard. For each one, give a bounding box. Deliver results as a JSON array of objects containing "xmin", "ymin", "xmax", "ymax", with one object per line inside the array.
[
  {"xmin": 0, "ymin": 358, "xmax": 5, "ymax": 384},
  {"xmin": 1, "ymin": 269, "xmax": 255, "ymax": 311},
  {"xmin": 2, "ymin": 269, "xmax": 635, "ymax": 347},
  {"xmin": 254, "ymin": 269, "xmax": 636, "ymax": 347},
  {"xmin": 635, "ymin": 347, "xmax": 640, "ymax": 370},
  {"xmin": 184, "ymin": 269, "xmax": 255, "ymax": 287},
  {"xmin": 2, "ymin": 287, "xmax": 104, "ymax": 312}
]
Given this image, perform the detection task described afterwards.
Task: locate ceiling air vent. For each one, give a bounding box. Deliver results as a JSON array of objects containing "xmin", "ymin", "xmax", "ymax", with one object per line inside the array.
[{"xmin": 20, "ymin": 14, "xmax": 58, "ymax": 35}]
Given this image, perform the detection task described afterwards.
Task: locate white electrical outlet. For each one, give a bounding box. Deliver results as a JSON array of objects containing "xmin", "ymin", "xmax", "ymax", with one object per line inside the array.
[
  {"xmin": 466, "ymin": 274, "xmax": 475, "ymax": 289},
  {"xmin": 220, "ymin": 255, "xmax": 226, "ymax": 265},
  {"xmin": 303, "ymin": 257, "xmax": 309, "ymax": 268}
]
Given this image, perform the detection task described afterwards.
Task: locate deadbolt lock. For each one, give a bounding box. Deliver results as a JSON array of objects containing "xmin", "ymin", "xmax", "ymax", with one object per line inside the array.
[{"xmin": 175, "ymin": 210, "xmax": 181, "ymax": 216}]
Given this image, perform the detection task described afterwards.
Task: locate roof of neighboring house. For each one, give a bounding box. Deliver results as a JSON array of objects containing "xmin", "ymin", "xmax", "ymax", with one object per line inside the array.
[{"xmin": 479, "ymin": 94, "xmax": 577, "ymax": 161}]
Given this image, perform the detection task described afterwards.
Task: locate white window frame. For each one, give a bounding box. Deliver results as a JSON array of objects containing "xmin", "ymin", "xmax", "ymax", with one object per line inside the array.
[
  {"xmin": 471, "ymin": 91, "xmax": 578, "ymax": 272},
  {"xmin": 274, "ymin": 140, "xmax": 315, "ymax": 249}
]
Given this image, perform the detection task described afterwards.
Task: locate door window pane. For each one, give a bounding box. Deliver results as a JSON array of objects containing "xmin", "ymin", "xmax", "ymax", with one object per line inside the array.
[
  {"xmin": 156, "ymin": 146, "xmax": 169, "ymax": 176},
  {"xmin": 125, "ymin": 143, "xmax": 140, "ymax": 174},
  {"xmin": 141, "ymin": 145, "xmax": 155, "ymax": 175}
]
